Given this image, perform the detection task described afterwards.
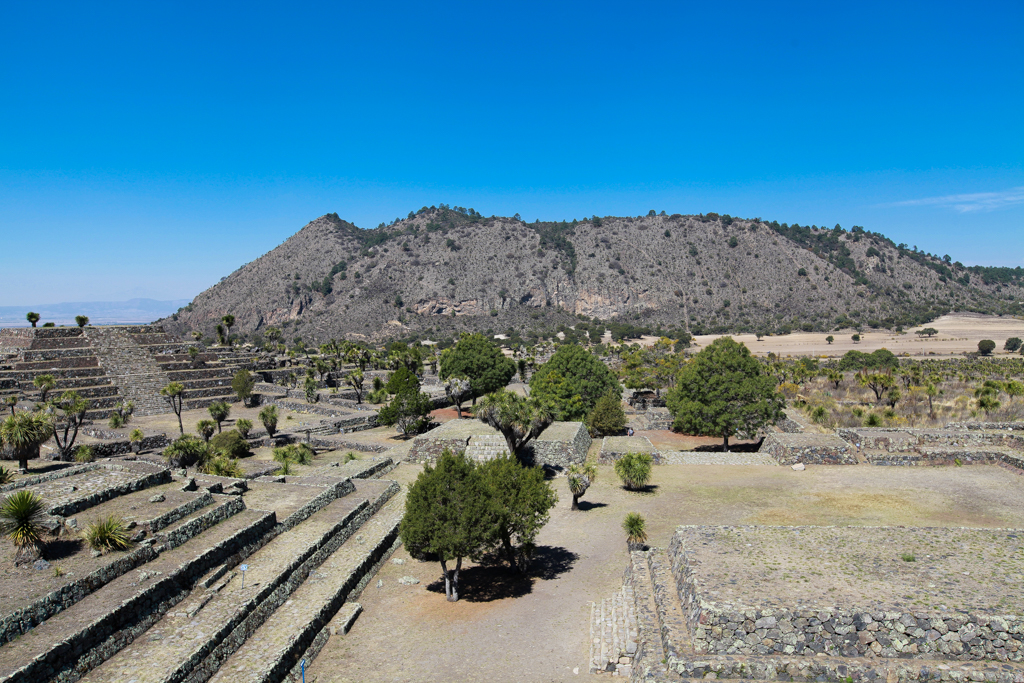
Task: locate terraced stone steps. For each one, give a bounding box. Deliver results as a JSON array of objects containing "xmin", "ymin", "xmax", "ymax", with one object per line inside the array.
[
  {"xmin": 17, "ymin": 461, "xmax": 172, "ymax": 517},
  {"xmin": 210, "ymin": 491, "xmax": 405, "ymax": 683},
  {"xmin": 0, "ymin": 505, "xmax": 273, "ymax": 683},
  {"xmin": 590, "ymin": 584, "xmax": 639, "ymax": 676}
]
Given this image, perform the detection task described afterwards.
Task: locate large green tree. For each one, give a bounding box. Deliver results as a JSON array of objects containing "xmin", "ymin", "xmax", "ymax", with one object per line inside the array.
[
  {"xmin": 378, "ymin": 387, "xmax": 433, "ymax": 437},
  {"xmin": 529, "ymin": 344, "xmax": 620, "ymax": 418},
  {"xmin": 478, "ymin": 455, "xmax": 557, "ymax": 572},
  {"xmin": 400, "ymin": 449, "xmax": 493, "ymax": 602},
  {"xmin": 666, "ymin": 336, "xmax": 784, "ymax": 451},
  {"xmin": 439, "ymin": 334, "xmax": 516, "ymax": 403}
]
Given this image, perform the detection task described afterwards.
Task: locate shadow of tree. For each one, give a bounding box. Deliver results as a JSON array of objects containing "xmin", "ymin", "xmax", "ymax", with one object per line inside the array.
[
  {"xmin": 576, "ymin": 501, "xmax": 608, "ymax": 511},
  {"xmin": 693, "ymin": 440, "xmax": 763, "ymax": 453},
  {"xmin": 45, "ymin": 537, "xmax": 83, "ymax": 561},
  {"xmin": 424, "ymin": 545, "xmax": 579, "ymax": 602}
]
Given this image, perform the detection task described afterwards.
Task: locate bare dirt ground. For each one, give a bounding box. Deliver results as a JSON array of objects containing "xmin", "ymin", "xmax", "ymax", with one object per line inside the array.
[
  {"xmin": 626, "ymin": 313, "xmax": 1024, "ymax": 359},
  {"xmin": 309, "ymin": 463, "xmax": 1024, "ymax": 683}
]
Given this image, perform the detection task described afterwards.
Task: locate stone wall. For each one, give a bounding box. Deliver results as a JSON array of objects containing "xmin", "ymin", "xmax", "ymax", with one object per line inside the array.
[
  {"xmin": 758, "ymin": 432, "xmax": 857, "ymax": 465},
  {"xmin": 522, "ymin": 421, "xmax": 591, "ymax": 469},
  {"xmin": 77, "ymin": 435, "xmax": 170, "ymax": 458},
  {"xmin": 599, "ymin": 436, "xmax": 662, "ymax": 464}
]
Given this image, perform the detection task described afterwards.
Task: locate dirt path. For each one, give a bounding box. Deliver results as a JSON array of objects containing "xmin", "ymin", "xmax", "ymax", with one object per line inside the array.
[{"xmin": 310, "ymin": 462, "xmax": 1024, "ymax": 683}]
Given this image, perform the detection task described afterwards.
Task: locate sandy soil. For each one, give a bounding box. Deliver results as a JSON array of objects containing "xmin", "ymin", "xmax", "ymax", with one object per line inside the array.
[
  {"xmin": 310, "ymin": 462, "xmax": 1024, "ymax": 683},
  {"xmin": 623, "ymin": 313, "xmax": 1024, "ymax": 359}
]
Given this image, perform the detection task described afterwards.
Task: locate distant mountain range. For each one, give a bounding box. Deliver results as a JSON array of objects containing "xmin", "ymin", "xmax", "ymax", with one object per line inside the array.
[
  {"xmin": 0, "ymin": 299, "xmax": 192, "ymax": 327},
  {"xmin": 158, "ymin": 208, "xmax": 1024, "ymax": 344}
]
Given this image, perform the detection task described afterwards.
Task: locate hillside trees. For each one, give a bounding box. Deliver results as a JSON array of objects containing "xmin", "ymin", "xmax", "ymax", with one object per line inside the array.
[
  {"xmin": 666, "ymin": 337, "xmax": 783, "ymax": 451},
  {"xmin": 440, "ymin": 334, "xmax": 516, "ymax": 403}
]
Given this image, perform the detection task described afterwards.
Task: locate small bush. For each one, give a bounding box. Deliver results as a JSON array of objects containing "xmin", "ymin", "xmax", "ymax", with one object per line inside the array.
[
  {"xmin": 202, "ymin": 456, "xmax": 244, "ymax": 478},
  {"xmin": 622, "ymin": 512, "xmax": 648, "ymax": 551},
  {"xmin": 900, "ymin": 553, "xmax": 916, "ymax": 562},
  {"xmin": 209, "ymin": 430, "xmax": 249, "ymax": 459},
  {"xmin": 164, "ymin": 434, "xmax": 210, "ymax": 469},
  {"xmin": 274, "ymin": 443, "xmax": 314, "ymax": 466},
  {"xmin": 128, "ymin": 429, "xmax": 144, "ymax": 444},
  {"xmin": 0, "ymin": 490, "xmax": 46, "ymax": 550},
  {"xmin": 75, "ymin": 445, "xmax": 95, "ymax": 463},
  {"xmin": 84, "ymin": 516, "xmax": 131, "ymax": 552},
  {"xmin": 614, "ymin": 452, "xmax": 653, "ymax": 491},
  {"xmin": 235, "ymin": 418, "xmax": 253, "ymax": 439}
]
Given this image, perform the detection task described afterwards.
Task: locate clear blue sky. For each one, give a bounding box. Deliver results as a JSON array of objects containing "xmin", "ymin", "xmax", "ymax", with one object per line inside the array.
[{"xmin": 2, "ymin": 1, "xmax": 1022, "ymax": 305}]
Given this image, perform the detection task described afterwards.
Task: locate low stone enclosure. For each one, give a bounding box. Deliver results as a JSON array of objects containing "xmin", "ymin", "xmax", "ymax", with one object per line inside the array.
[
  {"xmin": 618, "ymin": 524, "xmax": 1024, "ymax": 683},
  {"xmin": 600, "ymin": 435, "xmax": 663, "ymax": 464},
  {"xmin": 405, "ymin": 418, "xmax": 591, "ymax": 469},
  {"xmin": 0, "ymin": 451, "xmax": 403, "ymax": 683}
]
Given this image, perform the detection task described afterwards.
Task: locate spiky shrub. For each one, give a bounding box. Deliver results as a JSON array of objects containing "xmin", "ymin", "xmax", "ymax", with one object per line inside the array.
[
  {"xmin": 0, "ymin": 466, "xmax": 12, "ymax": 485},
  {"xmin": 0, "ymin": 490, "xmax": 47, "ymax": 557},
  {"xmin": 235, "ymin": 418, "xmax": 253, "ymax": 439},
  {"xmin": 567, "ymin": 462, "xmax": 598, "ymax": 510},
  {"xmin": 163, "ymin": 434, "xmax": 211, "ymax": 469},
  {"xmin": 75, "ymin": 445, "xmax": 95, "ymax": 463},
  {"xmin": 84, "ymin": 515, "xmax": 131, "ymax": 551},
  {"xmin": 108, "ymin": 412, "xmax": 125, "ymax": 429},
  {"xmin": 274, "ymin": 443, "xmax": 314, "ymax": 466},
  {"xmin": 202, "ymin": 456, "xmax": 244, "ymax": 478},
  {"xmin": 128, "ymin": 428, "xmax": 144, "ymax": 444},
  {"xmin": 275, "ymin": 458, "xmax": 294, "ymax": 476},
  {"xmin": 622, "ymin": 512, "xmax": 648, "ymax": 551},
  {"xmin": 196, "ymin": 419, "xmax": 216, "ymax": 442},
  {"xmin": 614, "ymin": 451, "xmax": 653, "ymax": 491}
]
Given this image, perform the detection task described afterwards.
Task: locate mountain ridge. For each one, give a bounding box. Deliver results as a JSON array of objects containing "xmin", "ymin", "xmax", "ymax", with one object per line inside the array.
[{"xmin": 158, "ymin": 207, "xmax": 1024, "ymax": 345}]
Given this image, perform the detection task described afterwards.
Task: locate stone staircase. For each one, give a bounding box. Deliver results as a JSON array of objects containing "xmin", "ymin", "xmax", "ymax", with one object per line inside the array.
[
  {"xmin": 590, "ymin": 583, "xmax": 639, "ymax": 676},
  {"xmin": 464, "ymin": 434, "xmax": 509, "ymax": 462},
  {"xmin": 83, "ymin": 327, "xmax": 170, "ymax": 416},
  {"xmin": 0, "ymin": 454, "xmax": 405, "ymax": 683},
  {"xmin": 624, "ymin": 546, "xmax": 1024, "ymax": 683}
]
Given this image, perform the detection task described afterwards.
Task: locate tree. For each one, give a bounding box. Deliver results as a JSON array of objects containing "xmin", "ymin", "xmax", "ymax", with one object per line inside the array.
[
  {"xmin": 0, "ymin": 490, "xmax": 48, "ymax": 565},
  {"xmin": 216, "ymin": 324, "xmax": 227, "ymax": 345},
  {"xmin": 978, "ymin": 339, "xmax": 996, "ymax": 356},
  {"xmin": 26, "ymin": 312, "xmax": 40, "ymax": 327},
  {"xmin": 303, "ymin": 374, "xmax": 319, "ymax": 403},
  {"xmin": 614, "ymin": 451, "xmax": 652, "ymax": 491},
  {"xmin": 567, "ymin": 462, "xmax": 598, "ymax": 510},
  {"xmin": 826, "ymin": 369, "xmax": 844, "ymax": 389},
  {"xmin": 586, "ymin": 391, "xmax": 626, "ymax": 436},
  {"xmin": 385, "ymin": 366, "xmax": 420, "ymax": 395},
  {"xmin": 476, "ymin": 388, "xmax": 553, "ymax": 459},
  {"xmin": 444, "ymin": 375, "xmax": 472, "ymax": 418},
  {"xmin": 75, "ymin": 315, "xmax": 89, "ymax": 327},
  {"xmin": 530, "ymin": 344, "xmax": 620, "ymax": 416},
  {"xmin": 529, "ymin": 370, "xmax": 585, "ymax": 421},
  {"xmin": 439, "ymin": 333, "xmax": 516, "ymax": 403},
  {"xmin": 345, "ymin": 370, "xmax": 366, "ymax": 404},
  {"xmin": 400, "ymin": 449, "xmax": 493, "ymax": 602},
  {"xmin": 825, "ymin": 335, "xmax": 834, "ymax": 345},
  {"xmin": 478, "ymin": 455, "xmax": 557, "ymax": 572},
  {"xmin": 259, "ymin": 405, "xmax": 279, "ymax": 438},
  {"xmin": 232, "ymin": 369, "xmax": 256, "ymax": 406},
  {"xmin": 1, "ymin": 411, "xmax": 51, "ymax": 472},
  {"xmin": 666, "ymin": 337, "xmax": 784, "ymax": 451},
  {"xmin": 851, "ymin": 334, "xmax": 861, "ymax": 344},
  {"xmin": 208, "ymin": 401, "xmax": 230, "ymax": 433},
  {"xmin": 378, "ymin": 388, "xmax": 433, "ymax": 437},
  {"xmin": 161, "ymin": 382, "xmax": 186, "ymax": 435},
  {"xmin": 33, "ymin": 374, "xmax": 57, "ymax": 404},
  {"xmin": 50, "ymin": 390, "xmax": 88, "ymax": 460},
  {"xmin": 916, "ymin": 328, "xmax": 939, "ymax": 337},
  {"xmin": 1004, "ymin": 337, "xmax": 1022, "ymax": 353},
  {"xmin": 196, "ymin": 419, "xmax": 216, "ymax": 442},
  {"xmin": 4, "ymin": 396, "xmax": 16, "ymax": 416},
  {"xmin": 222, "ymin": 314, "xmax": 235, "ymax": 340},
  {"xmin": 622, "ymin": 512, "xmax": 648, "ymax": 552},
  {"xmin": 857, "ymin": 370, "xmax": 896, "ymax": 402}
]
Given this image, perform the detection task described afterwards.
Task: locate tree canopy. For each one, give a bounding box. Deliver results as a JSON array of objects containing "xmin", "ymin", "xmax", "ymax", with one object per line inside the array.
[
  {"xmin": 529, "ymin": 344, "xmax": 620, "ymax": 418},
  {"xmin": 665, "ymin": 336, "xmax": 784, "ymax": 450},
  {"xmin": 476, "ymin": 388, "xmax": 553, "ymax": 458},
  {"xmin": 439, "ymin": 333, "xmax": 516, "ymax": 402}
]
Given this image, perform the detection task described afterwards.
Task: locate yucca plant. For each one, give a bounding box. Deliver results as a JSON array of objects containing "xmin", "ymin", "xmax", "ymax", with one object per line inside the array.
[
  {"xmin": 75, "ymin": 445, "xmax": 95, "ymax": 463},
  {"xmin": 84, "ymin": 515, "xmax": 131, "ymax": 552},
  {"xmin": 275, "ymin": 457, "xmax": 295, "ymax": 476},
  {"xmin": 234, "ymin": 418, "xmax": 253, "ymax": 439},
  {"xmin": 622, "ymin": 512, "xmax": 648, "ymax": 552},
  {"xmin": 0, "ymin": 490, "xmax": 47, "ymax": 563},
  {"xmin": 273, "ymin": 443, "xmax": 314, "ymax": 466},
  {"xmin": 614, "ymin": 451, "xmax": 653, "ymax": 491},
  {"xmin": 0, "ymin": 466, "xmax": 12, "ymax": 484},
  {"xmin": 202, "ymin": 455, "xmax": 244, "ymax": 478},
  {"xmin": 196, "ymin": 419, "xmax": 216, "ymax": 443},
  {"xmin": 567, "ymin": 462, "xmax": 598, "ymax": 510}
]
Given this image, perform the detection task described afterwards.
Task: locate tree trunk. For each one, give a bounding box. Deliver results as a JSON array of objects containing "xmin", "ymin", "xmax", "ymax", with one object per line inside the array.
[
  {"xmin": 571, "ymin": 493, "xmax": 580, "ymax": 510},
  {"xmin": 502, "ymin": 530, "xmax": 519, "ymax": 572},
  {"xmin": 176, "ymin": 410, "xmax": 183, "ymax": 435},
  {"xmin": 723, "ymin": 434, "xmax": 730, "ymax": 452},
  {"xmin": 454, "ymin": 402, "xmax": 462, "ymax": 419},
  {"xmin": 440, "ymin": 558, "xmax": 462, "ymax": 602}
]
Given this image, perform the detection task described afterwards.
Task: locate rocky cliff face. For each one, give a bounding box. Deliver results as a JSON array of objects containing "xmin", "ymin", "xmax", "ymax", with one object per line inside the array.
[{"xmin": 159, "ymin": 208, "xmax": 1023, "ymax": 343}]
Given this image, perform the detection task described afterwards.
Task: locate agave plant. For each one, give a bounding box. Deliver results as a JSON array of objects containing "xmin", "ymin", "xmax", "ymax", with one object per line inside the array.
[
  {"xmin": 0, "ymin": 466, "xmax": 13, "ymax": 485},
  {"xmin": 0, "ymin": 490, "xmax": 48, "ymax": 563},
  {"xmin": 273, "ymin": 443, "xmax": 314, "ymax": 466},
  {"xmin": 622, "ymin": 512, "xmax": 648, "ymax": 552},
  {"xmin": 201, "ymin": 455, "xmax": 244, "ymax": 478},
  {"xmin": 84, "ymin": 515, "xmax": 131, "ymax": 552},
  {"xmin": 614, "ymin": 451, "xmax": 653, "ymax": 491}
]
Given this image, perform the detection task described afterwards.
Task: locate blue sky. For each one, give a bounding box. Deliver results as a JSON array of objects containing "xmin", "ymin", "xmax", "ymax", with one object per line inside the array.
[{"xmin": 1, "ymin": 1, "xmax": 1022, "ymax": 305}]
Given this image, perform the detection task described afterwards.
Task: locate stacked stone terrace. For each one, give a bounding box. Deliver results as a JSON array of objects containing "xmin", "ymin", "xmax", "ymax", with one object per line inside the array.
[
  {"xmin": 0, "ymin": 454, "xmax": 402, "ymax": 683},
  {"xmin": 619, "ymin": 525, "xmax": 1024, "ymax": 682},
  {"xmin": 0, "ymin": 327, "xmax": 123, "ymax": 420},
  {"xmin": 407, "ymin": 418, "xmax": 591, "ymax": 469}
]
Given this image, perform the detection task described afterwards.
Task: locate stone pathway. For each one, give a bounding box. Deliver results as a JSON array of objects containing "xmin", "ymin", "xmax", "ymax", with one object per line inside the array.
[{"xmin": 590, "ymin": 583, "xmax": 638, "ymax": 677}]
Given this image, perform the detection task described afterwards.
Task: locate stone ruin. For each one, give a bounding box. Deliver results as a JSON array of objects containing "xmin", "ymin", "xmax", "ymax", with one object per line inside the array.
[{"xmin": 0, "ymin": 450, "xmax": 404, "ymax": 683}]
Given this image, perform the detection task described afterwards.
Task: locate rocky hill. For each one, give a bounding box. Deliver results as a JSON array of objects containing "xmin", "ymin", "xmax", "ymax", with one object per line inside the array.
[{"xmin": 159, "ymin": 207, "xmax": 1024, "ymax": 344}]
